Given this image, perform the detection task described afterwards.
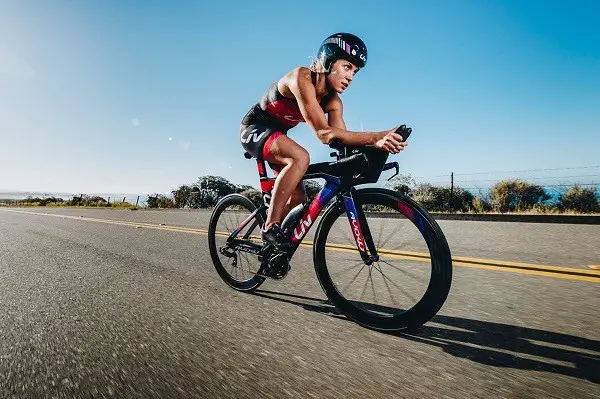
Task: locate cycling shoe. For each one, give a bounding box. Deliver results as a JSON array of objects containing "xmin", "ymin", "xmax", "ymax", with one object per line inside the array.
[{"xmin": 261, "ymin": 223, "xmax": 294, "ymax": 252}]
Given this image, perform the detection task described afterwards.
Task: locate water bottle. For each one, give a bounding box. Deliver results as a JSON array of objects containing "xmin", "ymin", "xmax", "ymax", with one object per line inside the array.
[{"xmin": 281, "ymin": 202, "xmax": 309, "ymax": 236}]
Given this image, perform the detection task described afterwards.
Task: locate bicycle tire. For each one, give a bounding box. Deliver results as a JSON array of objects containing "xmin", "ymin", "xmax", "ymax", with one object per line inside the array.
[
  {"xmin": 313, "ymin": 188, "xmax": 452, "ymax": 331},
  {"xmin": 208, "ymin": 194, "xmax": 266, "ymax": 292}
]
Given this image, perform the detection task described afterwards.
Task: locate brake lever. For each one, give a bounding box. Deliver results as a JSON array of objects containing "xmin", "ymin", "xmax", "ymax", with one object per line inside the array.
[{"xmin": 383, "ymin": 162, "xmax": 400, "ymax": 181}]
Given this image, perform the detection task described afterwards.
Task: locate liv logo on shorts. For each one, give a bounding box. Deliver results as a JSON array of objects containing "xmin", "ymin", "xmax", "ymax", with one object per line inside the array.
[{"xmin": 241, "ymin": 128, "xmax": 267, "ymax": 144}]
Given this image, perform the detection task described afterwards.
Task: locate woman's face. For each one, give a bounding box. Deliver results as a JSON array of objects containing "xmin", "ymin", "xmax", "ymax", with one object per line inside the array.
[{"xmin": 326, "ymin": 59, "xmax": 360, "ymax": 94}]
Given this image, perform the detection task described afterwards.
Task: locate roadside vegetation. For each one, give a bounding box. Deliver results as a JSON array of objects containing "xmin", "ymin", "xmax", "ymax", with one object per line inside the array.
[
  {"xmin": 0, "ymin": 195, "xmax": 137, "ymax": 210},
  {"xmin": 2, "ymin": 176, "xmax": 598, "ymax": 214}
]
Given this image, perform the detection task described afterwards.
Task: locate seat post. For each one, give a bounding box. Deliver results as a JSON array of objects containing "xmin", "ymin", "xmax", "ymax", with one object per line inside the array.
[{"xmin": 257, "ymin": 159, "xmax": 275, "ymax": 206}]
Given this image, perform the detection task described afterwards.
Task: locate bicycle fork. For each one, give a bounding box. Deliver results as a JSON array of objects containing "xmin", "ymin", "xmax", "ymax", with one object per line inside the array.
[{"xmin": 342, "ymin": 189, "xmax": 379, "ymax": 265}]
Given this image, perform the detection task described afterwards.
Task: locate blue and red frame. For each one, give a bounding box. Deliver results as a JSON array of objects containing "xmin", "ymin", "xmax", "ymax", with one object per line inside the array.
[{"xmin": 226, "ymin": 159, "xmax": 376, "ymax": 261}]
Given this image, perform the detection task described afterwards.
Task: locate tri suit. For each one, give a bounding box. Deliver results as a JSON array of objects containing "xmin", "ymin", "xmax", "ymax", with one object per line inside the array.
[{"xmin": 240, "ymin": 71, "xmax": 333, "ymax": 163}]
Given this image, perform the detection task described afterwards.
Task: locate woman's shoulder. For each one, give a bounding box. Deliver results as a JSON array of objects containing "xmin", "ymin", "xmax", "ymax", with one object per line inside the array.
[
  {"xmin": 278, "ymin": 67, "xmax": 312, "ymax": 96},
  {"xmin": 281, "ymin": 66, "xmax": 311, "ymax": 84}
]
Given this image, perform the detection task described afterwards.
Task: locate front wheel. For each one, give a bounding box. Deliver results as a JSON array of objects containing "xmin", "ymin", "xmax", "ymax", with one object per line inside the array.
[{"xmin": 313, "ymin": 188, "xmax": 452, "ymax": 331}]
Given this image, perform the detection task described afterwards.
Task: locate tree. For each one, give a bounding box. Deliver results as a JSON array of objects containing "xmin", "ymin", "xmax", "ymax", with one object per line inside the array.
[
  {"xmin": 240, "ymin": 189, "xmax": 263, "ymax": 207},
  {"xmin": 236, "ymin": 184, "xmax": 256, "ymax": 193},
  {"xmin": 171, "ymin": 184, "xmax": 193, "ymax": 208},
  {"xmin": 303, "ymin": 180, "xmax": 322, "ymax": 202},
  {"xmin": 191, "ymin": 175, "xmax": 238, "ymax": 208}
]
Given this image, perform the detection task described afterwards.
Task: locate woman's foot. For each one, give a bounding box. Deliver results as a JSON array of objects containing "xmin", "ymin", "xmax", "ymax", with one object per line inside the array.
[{"xmin": 261, "ymin": 223, "xmax": 294, "ymax": 252}]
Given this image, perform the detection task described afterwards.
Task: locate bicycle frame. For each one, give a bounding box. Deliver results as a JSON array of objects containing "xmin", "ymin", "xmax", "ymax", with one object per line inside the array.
[{"xmin": 229, "ymin": 158, "xmax": 380, "ymax": 264}]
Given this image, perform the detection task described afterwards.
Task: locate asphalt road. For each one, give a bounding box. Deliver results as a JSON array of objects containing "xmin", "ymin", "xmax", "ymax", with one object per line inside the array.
[{"xmin": 0, "ymin": 207, "xmax": 598, "ymax": 398}]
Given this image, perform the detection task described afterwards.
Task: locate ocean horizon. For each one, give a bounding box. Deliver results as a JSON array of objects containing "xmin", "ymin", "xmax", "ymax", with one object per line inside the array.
[{"xmin": 0, "ymin": 191, "xmax": 167, "ymax": 205}]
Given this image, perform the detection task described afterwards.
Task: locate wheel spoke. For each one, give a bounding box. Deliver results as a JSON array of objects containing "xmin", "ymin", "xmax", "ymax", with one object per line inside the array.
[
  {"xmin": 240, "ymin": 252, "xmax": 256, "ymax": 275},
  {"xmin": 369, "ymin": 267, "xmax": 377, "ymax": 304},
  {"xmin": 378, "ymin": 221, "xmax": 406, "ymax": 250},
  {"xmin": 375, "ymin": 215, "xmax": 386, "ymax": 248},
  {"xmin": 339, "ymin": 264, "xmax": 367, "ymax": 293},
  {"xmin": 359, "ymin": 269, "xmax": 370, "ymax": 302},
  {"xmin": 375, "ymin": 262, "xmax": 417, "ymax": 305},
  {"xmin": 224, "ymin": 212, "xmax": 233, "ymax": 234},
  {"xmin": 330, "ymin": 261, "xmax": 368, "ymax": 278},
  {"xmin": 380, "ymin": 259, "xmax": 428, "ymax": 284},
  {"xmin": 375, "ymin": 263, "xmax": 401, "ymax": 307}
]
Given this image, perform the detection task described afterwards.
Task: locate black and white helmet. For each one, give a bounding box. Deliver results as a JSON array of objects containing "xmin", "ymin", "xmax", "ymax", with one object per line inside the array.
[{"xmin": 317, "ymin": 32, "xmax": 368, "ymax": 70}]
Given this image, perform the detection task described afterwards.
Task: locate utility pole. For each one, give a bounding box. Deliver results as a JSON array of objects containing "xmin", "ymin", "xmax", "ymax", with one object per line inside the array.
[{"xmin": 450, "ymin": 172, "xmax": 454, "ymax": 211}]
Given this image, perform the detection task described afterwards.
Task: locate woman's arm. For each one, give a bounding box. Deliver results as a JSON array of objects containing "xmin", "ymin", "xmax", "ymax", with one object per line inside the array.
[
  {"xmin": 287, "ymin": 68, "xmax": 407, "ymax": 153},
  {"xmin": 326, "ymin": 95, "xmax": 347, "ymax": 130}
]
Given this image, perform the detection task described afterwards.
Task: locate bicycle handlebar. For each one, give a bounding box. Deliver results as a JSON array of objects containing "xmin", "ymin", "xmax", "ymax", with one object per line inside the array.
[{"xmin": 304, "ymin": 153, "xmax": 368, "ymax": 179}]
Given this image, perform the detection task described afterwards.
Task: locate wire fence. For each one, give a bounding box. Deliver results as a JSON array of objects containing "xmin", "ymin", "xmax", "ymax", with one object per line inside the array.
[
  {"xmin": 3, "ymin": 165, "xmax": 599, "ymax": 208},
  {"xmin": 407, "ymin": 164, "xmax": 600, "ymax": 200}
]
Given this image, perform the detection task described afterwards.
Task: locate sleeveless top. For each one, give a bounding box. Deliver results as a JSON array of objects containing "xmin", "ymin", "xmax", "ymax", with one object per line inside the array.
[{"xmin": 242, "ymin": 71, "xmax": 334, "ymax": 132}]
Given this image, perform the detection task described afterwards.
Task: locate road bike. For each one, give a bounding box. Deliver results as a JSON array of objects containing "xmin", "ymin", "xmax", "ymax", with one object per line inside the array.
[{"xmin": 208, "ymin": 133, "xmax": 452, "ymax": 331}]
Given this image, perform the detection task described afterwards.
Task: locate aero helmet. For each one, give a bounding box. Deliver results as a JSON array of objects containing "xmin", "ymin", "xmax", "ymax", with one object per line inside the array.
[{"xmin": 317, "ymin": 33, "xmax": 367, "ymax": 71}]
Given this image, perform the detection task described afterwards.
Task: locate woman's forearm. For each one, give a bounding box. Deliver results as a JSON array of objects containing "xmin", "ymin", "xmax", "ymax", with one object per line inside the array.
[{"xmin": 316, "ymin": 126, "xmax": 384, "ymax": 146}]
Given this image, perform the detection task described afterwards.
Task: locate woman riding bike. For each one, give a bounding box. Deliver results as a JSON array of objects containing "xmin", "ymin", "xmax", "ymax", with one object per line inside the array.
[{"xmin": 240, "ymin": 33, "xmax": 408, "ymax": 250}]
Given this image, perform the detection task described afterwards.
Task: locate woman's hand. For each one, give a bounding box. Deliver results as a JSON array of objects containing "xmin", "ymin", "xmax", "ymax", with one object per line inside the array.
[{"xmin": 374, "ymin": 127, "xmax": 409, "ymax": 154}]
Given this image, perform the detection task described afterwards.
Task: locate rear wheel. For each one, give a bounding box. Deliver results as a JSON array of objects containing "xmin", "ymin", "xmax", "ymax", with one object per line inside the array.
[
  {"xmin": 208, "ymin": 194, "xmax": 266, "ymax": 292},
  {"xmin": 313, "ymin": 188, "xmax": 452, "ymax": 331}
]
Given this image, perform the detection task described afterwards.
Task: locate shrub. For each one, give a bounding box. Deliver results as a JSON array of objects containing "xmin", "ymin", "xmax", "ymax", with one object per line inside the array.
[
  {"xmin": 388, "ymin": 174, "xmax": 417, "ymax": 196},
  {"xmin": 146, "ymin": 194, "xmax": 175, "ymax": 209},
  {"xmin": 411, "ymin": 184, "xmax": 473, "ymax": 212},
  {"xmin": 471, "ymin": 197, "xmax": 492, "ymax": 213},
  {"xmin": 558, "ymin": 184, "xmax": 599, "ymax": 213},
  {"xmin": 68, "ymin": 195, "xmax": 107, "ymax": 207},
  {"xmin": 22, "ymin": 196, "xmax": 64, "ymax": 206},
  {"xmin": 490, "ymin": 180, "xmax": 550, "ymax": 213}
]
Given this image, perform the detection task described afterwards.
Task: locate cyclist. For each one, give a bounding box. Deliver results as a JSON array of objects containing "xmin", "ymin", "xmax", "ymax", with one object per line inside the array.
[{"xmin": 240, "ymin": 33, "xmax": 408, "ymax": 250}]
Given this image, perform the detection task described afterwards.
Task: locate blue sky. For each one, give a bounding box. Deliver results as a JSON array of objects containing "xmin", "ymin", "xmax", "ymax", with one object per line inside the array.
[{"xmin": 0, "ymin": 0, "xmax": 598, "ymax": 195}]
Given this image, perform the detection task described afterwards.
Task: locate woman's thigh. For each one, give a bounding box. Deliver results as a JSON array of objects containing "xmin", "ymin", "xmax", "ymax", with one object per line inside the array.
[{"xmin": 264, "ymin": 134, "xmax": 309, "ymax": 167}]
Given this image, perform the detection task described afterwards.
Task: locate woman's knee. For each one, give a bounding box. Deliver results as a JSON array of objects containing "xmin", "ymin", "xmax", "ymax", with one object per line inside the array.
[{"xmin": 293, "ymin": 148, "xmax": 310, "ymax": 171}]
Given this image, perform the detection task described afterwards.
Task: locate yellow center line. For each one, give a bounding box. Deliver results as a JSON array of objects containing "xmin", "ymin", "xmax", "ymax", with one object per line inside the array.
[{"xmin": 3, "ymin": 208, "xmax": 599, "ymax": 283}]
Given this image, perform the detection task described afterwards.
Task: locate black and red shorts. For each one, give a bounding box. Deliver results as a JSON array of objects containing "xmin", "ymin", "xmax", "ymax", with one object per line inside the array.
[
  {"xmin": 240, "ymin": 104, "xmax": 290, "ymax": 163},
  {"xmin": 240, "ymin": 124, "xmax": 285, "ymax": 161}
]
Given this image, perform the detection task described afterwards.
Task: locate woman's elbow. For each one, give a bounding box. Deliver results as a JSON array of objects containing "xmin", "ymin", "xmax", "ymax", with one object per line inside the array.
[{"xmin": 316, "ymin": 128, "xmax": 334, "ymax": 144}]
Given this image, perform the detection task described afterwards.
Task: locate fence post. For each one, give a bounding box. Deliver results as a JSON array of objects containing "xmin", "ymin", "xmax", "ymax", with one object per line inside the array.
[
  {"xmin": 122, "ymin": 197, "xmax": 126, "ymax": 204},
  {"xmin": 107, "ymin": 197, "xmax": 110, "ymax": 205},
  {"xmin": 135, "ymin": 196, "xmax": 140, "ymax": 207}
]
